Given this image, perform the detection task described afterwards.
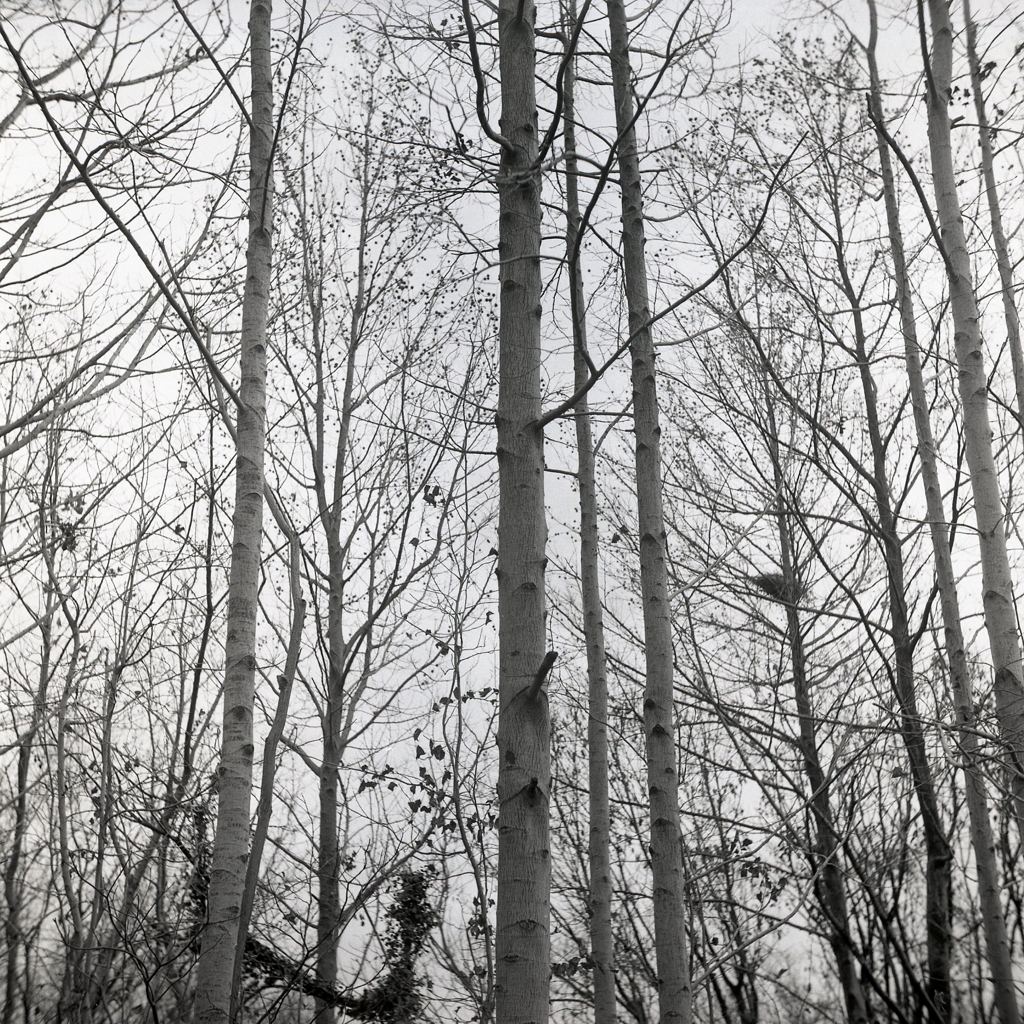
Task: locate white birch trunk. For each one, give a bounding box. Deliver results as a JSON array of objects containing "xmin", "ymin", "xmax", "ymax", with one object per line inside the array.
[
  {"xmin": 963, "ymin": 0, "xmax": 1024, "ymax": 425},
  {"xmin": 922, "ymin": 0, "xmax": 1024, "ymax": 839},
  {"xmin": 866, "ymin": 7, "xmax": 1019, "ymax": 1019},
  {"xmin": 192, "ymin": 2, "xmax": 273, "ymax": 1020}
]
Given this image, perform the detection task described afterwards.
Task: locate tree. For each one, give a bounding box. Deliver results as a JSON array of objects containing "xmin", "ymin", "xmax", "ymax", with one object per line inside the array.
[
  {"xmin": 921, "ymin": 0, "xmax": 1024, "ymax": 842},
  {"xmin": 963, "ymin": 0, "xmax": 1024, "ymax": 428},
  {"xmin": 561, "ymin": 14, "xmax": 616, "ymax": 1023},
  {"xmin": 759, "ymin": 358, "xmax": 870, "ymax": 1024},
  {"xmin": 488, "ymin": 0, "xmax": 553, "ymax": 1017},
  {"xmin": 652, "ymin": 29, "xmax": 969, "ymax": 1019},
  {"xmin": 192, "ymin": 1, "xmax": 273, "ymax": 1019},
  {"xmin": 864, "ymin": 3, "xmax": 1020, "ymax": 1017},
  {"xmin": 604, "ymin": 1, "xmax": 692, "ymax": 1018},
  {"xmin": 260, "ymin": 48, "xmax": 492, "ymax": 1020}
]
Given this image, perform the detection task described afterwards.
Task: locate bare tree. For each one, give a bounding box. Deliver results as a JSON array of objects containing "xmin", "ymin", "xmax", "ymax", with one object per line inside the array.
[
  {"xmin": 864, "ymin": 3, "xmax": 1020, "ymax": 1018},
  {"xmin": 604, "ymin": 1, "xmax": 691, "ymax": 1018},
  {"xmin": 466, "ymin": 0, "xmax": 556, "ymax": 1019},
  {"xmin": 253, "ymin": 51, "xmax": 493, "ymax": 1019},
  {"xmin": 921, "ymin": 0, "xmax": 1024, "ymax": 841},
  {"xmin": 192, "ymin": 1, "xmax": 273, "ymax": 1019},
  {"xmin": 962, "ymin": 0, "xmax": 1024, "ymax": 428},
  {"xmin": 561, "ymin": 21, "xmax": 616, "ymax": 1024}
]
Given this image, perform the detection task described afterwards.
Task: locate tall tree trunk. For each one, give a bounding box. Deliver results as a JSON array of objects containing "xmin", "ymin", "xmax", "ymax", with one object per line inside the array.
[
  {"xmin": 760, "ymin": 377, "xmax": 870, "ymax": 1024},
  {"xmin": 562, "ymin": 20, "xmax": 615, "ymax": 1023},
  {"xmin": 866, "ymin": 8, "xmax": 1020, "ymax": 1021},
  {"xmin": 314, "ymin": 236, "xmax": 364, "ymax": 1024},
  {"xmin": 849, "ymin": 299, "xmax": 952, "ymax": 1024},
  {"xmin": 494, "ymin": 0, "xmax": 551, "ymax": 1019},
  {"xmin": 604, "ymin": 4, "xmax": 691, "ymax": 1021},
  {"xmin": 3, "ymin": 599, "xmax": 53, "ymax": 1024},
  {"xmin": 46, "ymin": 456, "xmax": 90, "ymax": 1024},
  {"xmin": 818, "ymin": 143, "xmax": 953, "ymax": 1018},
  {"xmin": 921, "ymin": 0, "xmax": 1024, "ymax": 841},
  {"xmin": 3, "ymin": 740, "xmax": 31, "ymax": 1024},
  {"xmin": 316, "ymin": 637, "xmax": 344, "ymax": 1024},
  {"xmin": 231, "ymin": 509, "xmax": 303, "ymax": 1016},
  {"xmin": 963, "ymin": 0, "xmax": 1024, "ymax": 425},
  {"xmin": 192, "ymin": 1, "xmax": 273, "ymax": 1020}
]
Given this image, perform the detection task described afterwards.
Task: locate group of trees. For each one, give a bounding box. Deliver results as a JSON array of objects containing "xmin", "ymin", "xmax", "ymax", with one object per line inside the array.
[{"xmin": 1, "ymin": 0, "xmax": 1024, "ymax": 1023}]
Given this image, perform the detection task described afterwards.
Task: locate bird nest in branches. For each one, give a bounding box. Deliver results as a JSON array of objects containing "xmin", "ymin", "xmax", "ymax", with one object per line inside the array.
[{"xmin": 750, "ymin": 572, "xmax": 804, "ymax": 604}]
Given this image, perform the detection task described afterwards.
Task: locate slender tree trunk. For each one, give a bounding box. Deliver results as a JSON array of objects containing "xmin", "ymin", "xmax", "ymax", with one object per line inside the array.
[
  {"xmin": 866, "ymin": 9, "xmax": 1020, "ymax": 1021},
  {"xmin": 3, "ymin": 741, "xmax": 31, "ymax": 1024},
  {"xmin": 313, "ymin": 169, "xmax": 368, "ymax": 1022},
  {"xmin": 315, "ymin": 512, "xmax": 350, "ymax": 1024},
  {"xmin": 562, "ymin": 22, "xmax": 615, "ymax": 1023},
  {"xmin": 192, "ymin": 2, "xmax": 273, "ymax": 1021},
  {"xmin": 231, "ymin": 512, "xmax": 303, "ymax": 1017},
  {"xmin": 46, "ymin": 461, "xmax": 89, "ymax": 1024},
  {"xmin": 760, "ymin": 379, "xmax": 870, "ymax": 1024},
  {"xmin": 820, "ymin": 162, "xmax": 953, "ymax": 1019},
  {"xmin": 3, "ymin": 601, "xmax": 53, "ymax": 1024},
  {"xmin": 963, "ymin": 0, "xmax": 1024, "ymax": 425},
  {"xmin": 494, "ymin": 0, "xmax": 551, "ymax": 1019},
  {"xmin": 850, "ymin": 312, "xmax": 952, "ymax": 1024},
  {"xmin": 604, "ymin": 4, "xmax": 690, "ymax": 1021},
  {"xmin": 316, "ymin": 559, "xmax": 347, "ymax": 1024},
  {"xmin": 316, "ymin": 697, "xmax": 343, "ymax": 1022},
  {"xmin": 79, "ymin": 658, "xmax": 124, "ymax": 1017},
  {"xmin": 922, "ymin": 0, "xmax": 1024, "ymax": 841}
]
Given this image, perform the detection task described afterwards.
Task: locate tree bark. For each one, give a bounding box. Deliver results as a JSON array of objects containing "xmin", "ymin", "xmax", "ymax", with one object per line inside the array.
[
  {"xmin": 963, "ymin": 0, "xmax": 1024, "ymax": 426},
  {"xmin": 562, "ymin": 21, "xmax": 615, "ymax": 1023},
  {"xmin": 866, "ymin": 7, "xmax": 1020, "ymax": 1021},
  {"xmin": 922, "ymin": 0, "xmax": 1024, "ymax": 841},
  {"xmin": 494, "ymin": 0, "xmax": 551, "ymax": 1019},
  {"xmin": 231, "ymin": 510, "xmax": 303, "ymax": 1019},
  {"xmin": 604, "ymin": 3, "xmax": 691, "ymax": 1020},
  {"xmin": 192, "ymin": 2, "xmax": 273, "ymax": 1021}
]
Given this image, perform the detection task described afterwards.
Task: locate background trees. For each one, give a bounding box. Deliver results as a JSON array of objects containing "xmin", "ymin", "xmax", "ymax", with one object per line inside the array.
[{"xmin": 2, "ymin": 1, "xmax": 1024, "ymax": 1023}]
